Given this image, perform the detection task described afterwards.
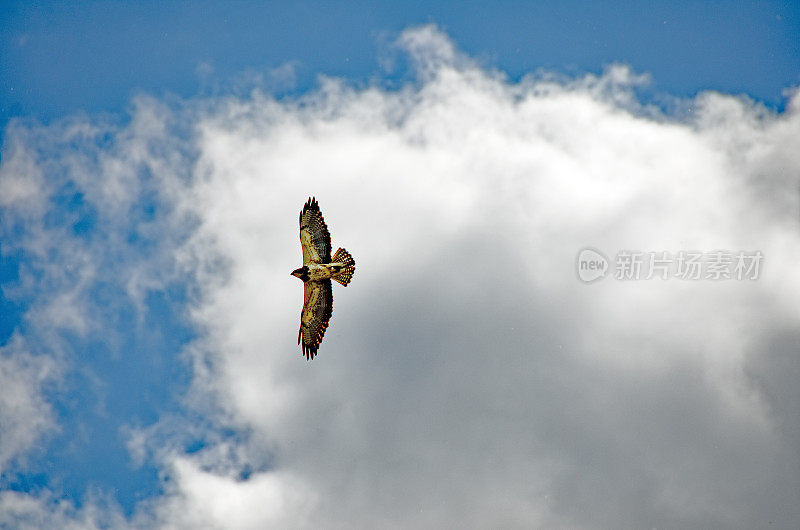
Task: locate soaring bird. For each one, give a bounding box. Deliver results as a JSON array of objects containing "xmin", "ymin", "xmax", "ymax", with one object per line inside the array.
[{"xmin": 291, "ymin": 197, "xmax": 356, "ymax": 359}]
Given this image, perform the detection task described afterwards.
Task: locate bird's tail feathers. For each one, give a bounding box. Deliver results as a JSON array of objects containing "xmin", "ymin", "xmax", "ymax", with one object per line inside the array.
[{"xmin": 332, "ymin": 248, "xmax": 355, "ymax": 286}]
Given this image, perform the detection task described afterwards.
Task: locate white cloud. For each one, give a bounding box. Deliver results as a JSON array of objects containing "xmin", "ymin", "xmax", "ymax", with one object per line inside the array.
[
  {"xmin": 0, "ymin": 489, "xmax": 131, "ymax": 530},
  {"xmin": 1, "ymin": 24, "xmax": 799, "ymax": 529},
  {"xmin": 152, "ymin": 458, "xmax": 316, "ymax": 530},
  {"xmin": 168, "ymin": 25, "xmax": 800, "ymax": 528},
  {"xmin": 0, "ymin": 336, "xmax": 58, "ymax": 471}
]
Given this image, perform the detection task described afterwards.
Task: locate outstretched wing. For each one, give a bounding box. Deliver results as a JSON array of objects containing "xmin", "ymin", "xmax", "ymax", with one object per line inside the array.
[
  {"xmin": 299, "ymin": 197, "xmax": 331, "ymax": 264},
  {"xmin": 298, "ymin": 280, "xmax": 333, "ymax": 360}
]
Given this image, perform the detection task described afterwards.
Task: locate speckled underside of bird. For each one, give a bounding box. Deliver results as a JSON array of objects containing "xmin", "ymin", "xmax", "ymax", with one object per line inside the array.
[{"xmin": 291, "ymin": 197, "xmax": 356, "ymax": 360}]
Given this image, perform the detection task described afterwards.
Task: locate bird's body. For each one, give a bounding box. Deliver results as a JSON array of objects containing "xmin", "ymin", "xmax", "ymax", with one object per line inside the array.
[
  {"xmin": 291, "ymin": 197, "xmax": 355, "ymax": 359},
  {"xmin": 313, "ymin": 261, "xmax": 345, "ymax": 280}
]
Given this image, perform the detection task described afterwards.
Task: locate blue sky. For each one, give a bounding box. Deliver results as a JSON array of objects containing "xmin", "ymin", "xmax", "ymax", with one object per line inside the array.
[
  {"xmin": 2, "ymin": 0, "xmax": 799, "ymax": 132},
  {"xmin": 1, "ymin": 2, "xmax": 799, "ymax": 528}
]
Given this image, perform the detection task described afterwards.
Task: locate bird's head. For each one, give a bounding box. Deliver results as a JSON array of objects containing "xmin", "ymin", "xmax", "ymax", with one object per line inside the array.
[{"xmin": 291, "ymin": 266, "xmax": 309, "ymax": 281}]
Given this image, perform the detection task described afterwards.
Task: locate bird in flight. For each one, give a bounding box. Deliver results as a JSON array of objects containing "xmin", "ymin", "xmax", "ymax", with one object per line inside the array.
[{"xmin": 291, "ymin": 197, "xmax": 356, "ymax": 359}]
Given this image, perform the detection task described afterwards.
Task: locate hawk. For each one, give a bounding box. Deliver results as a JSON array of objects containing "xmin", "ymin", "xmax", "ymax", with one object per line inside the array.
[{"xmin": 291, "ymin": 197, "xmax": 356, "ymax": 359}]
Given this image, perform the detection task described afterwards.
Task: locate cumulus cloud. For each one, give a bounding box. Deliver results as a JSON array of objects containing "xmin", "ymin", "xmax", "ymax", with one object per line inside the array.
[
  {"xmin": 0, "ymin": 337, "xmax": 58, "ymax": 471},
  {"xmin": 1, "ymin": 24, "xmax": 799, "ymax": 529},
  {"xmin": 0, "ymin": 490, "xmax": 131, "ymax": 530}
]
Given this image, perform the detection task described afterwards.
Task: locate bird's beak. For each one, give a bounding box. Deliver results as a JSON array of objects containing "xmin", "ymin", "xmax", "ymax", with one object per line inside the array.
[{"xmin": 291, "ymin": 268, "xmax": 302, "ymax": 278}]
